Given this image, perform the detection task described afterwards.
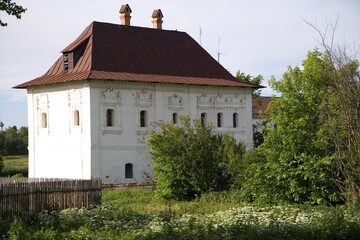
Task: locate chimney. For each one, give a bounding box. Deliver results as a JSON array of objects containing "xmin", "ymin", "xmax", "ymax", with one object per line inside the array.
[
  {"xmin": 152, "ymin": 9, "xmax": 163, "ymax": 29},
  {"xmin": 119, "ymin": 4, "xmax": 132, "ymax": 26}
]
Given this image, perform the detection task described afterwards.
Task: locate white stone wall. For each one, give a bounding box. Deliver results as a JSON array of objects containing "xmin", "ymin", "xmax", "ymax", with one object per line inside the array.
[
  {"xmin": 88, "ymin": 81, "xmax": 253, "ymax": 185},
  {"xmin": 27, "ymin": 80, "xmax": 253, "ymax": 185},
  {"xmin": 27, "ymin": 82, "xmax": 92, "ymax": 179}
]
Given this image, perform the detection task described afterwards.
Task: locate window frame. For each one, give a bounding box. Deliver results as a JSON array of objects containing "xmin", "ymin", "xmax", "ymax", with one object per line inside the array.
[
  {"xmin": 233, "ymin": 112, "xmax": 238, "ymax": 128},
  {"xmin": 217, "ymin": 112, "xmax": 223, "ymax": 128},
  {"xmin": 106, "ymin": 108, "xmax": 114, "ymax": 127},
  {"xmin": 125, "ymin": 163, "xmax": 133, "ymax": 179},
  {"xmin": 41, "ymin": 112, "xmax": 47, "ymax": 128},
  {"xmin": 200, "ymin": 112, "xmax": 207, "ymax": 127},
  {"xmin": 140, "ymin": 110, "xmax": 147, "ymax": 127},
  {"xmin": 74, "ymin": 109, "xmax": 80, "ymax": 126},
  {"xmin": 172, "ymin": 112, "xmax": 178, "ymax": 124}
]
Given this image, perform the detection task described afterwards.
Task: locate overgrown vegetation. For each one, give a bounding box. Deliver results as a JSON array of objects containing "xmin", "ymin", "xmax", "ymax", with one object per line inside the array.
[
  {"xmin": 313, "ymin": 24, "xmax": 360, "ymax": 203},
  {"xmin": 240, "ymin": 43, "xmax": 360, "ymax": 204},
  {"xmin": 148, "ymin": 43, "xmax": 359, "ymax": 205},
  {"xmin": 239, "ymin": 50, "xmax": 344, "ymax": 205},
  {"xmin": 148, "ymin": 115, "xmax": 245, "ymax": 201},
  {"xmin": 1, "ymin": 188, "xmax": 360, "ymax": 239}
]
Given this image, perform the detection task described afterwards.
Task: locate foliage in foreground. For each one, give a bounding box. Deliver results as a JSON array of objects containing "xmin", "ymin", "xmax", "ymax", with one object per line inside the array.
[
  {"xmin": 0, "ymin": 0, "xmax": 27, "ymax": 27},
  {"xmin": 235, "ymin": 70, "xmax": 264, "ymax": 97},
  {"xmin": 2, "ymin": 188, "xmax": 360, "ymax": 240},
  {"xmin": 148, "ymin": 115, "xmax": 245, "ymax": 201},
  {"xmin": 239, "ymin": 50, "xmax": 343, "ymax": 205}
]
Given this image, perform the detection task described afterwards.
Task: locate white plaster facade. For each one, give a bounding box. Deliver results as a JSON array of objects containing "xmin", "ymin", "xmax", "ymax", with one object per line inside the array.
[{"xmin": 27, "ymin": 80, "xmax": 253, "ymax": 185}]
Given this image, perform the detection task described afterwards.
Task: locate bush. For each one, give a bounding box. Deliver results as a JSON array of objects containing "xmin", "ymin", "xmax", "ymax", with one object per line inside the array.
[
  {"xmin": 147, "ymin": 115, "xmax": 246, "ymax": 201},
  {"xmin": 237, "ymin": 50, "xmax": 344, "ymax": 205}
]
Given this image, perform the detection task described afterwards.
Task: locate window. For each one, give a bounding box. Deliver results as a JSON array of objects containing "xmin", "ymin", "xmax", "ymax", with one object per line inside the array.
[
  {"xmin": 125, "ymin": 163, "xmax": 133, "ymax": 178},
  {"xmin": 106, "ymin": 109, "xmax": 113, "ymax": 127},
  {"xmin": 63, "ymin": 53, "xmax": 69, "ymax": 72},
  {"xmin": 140, "ymin": 110, "xmax": 147, "ymax": 127},
  {"xmin": 217, "ymin": 112, "xmax": 223, "ymax": 128},
  {"xmin": 41, "ymin": 112, "xmax": 47, "ymax": 128},
  {"xmin": 200, "ymin": 112, "xmax": 206, "ymax": 127},
  {"xmin": 74, "ymin": 110, "xmax": 80, "ymax": 126},
  {"xmin": 172, "ymin": 112, "xmax": 178, "ymax": 124},
  {"xmin": 233, "ymin": 113, "xmax": 238, "ymax": 128}
]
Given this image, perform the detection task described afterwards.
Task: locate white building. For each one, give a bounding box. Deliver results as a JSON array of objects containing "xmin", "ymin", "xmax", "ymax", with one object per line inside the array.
[{"xmin": 15, "ymin": 5, "xmax": 261, "ymax": 185}]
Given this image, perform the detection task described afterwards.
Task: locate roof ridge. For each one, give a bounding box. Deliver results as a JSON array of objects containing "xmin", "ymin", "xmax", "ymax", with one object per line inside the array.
[{"xmin": 61, "ymin": 22, "xmax": 94, "ymax": 53}]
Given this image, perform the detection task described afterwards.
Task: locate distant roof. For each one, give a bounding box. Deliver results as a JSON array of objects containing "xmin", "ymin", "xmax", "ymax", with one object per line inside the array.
[
  {"xmin": 252, "ymin": 96, "xmax": 275, "ymax": 115},
  {"xmin": 14, "ymin": 21, "xmax": 262, "ymax": 89}
]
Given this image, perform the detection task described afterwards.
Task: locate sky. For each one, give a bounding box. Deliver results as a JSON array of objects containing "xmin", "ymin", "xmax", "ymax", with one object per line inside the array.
[{"xmin": 0, "ymin": 0, "xmax": 359, "ymax": 128}]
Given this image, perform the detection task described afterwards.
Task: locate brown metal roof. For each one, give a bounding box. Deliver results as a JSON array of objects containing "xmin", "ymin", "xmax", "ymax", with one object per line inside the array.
[
  {"xmin": 252, "ymin": 96, "xmax": 275, "ymax": 115},
  {"xmin": 14, "ymin": 21, "xmax": 262, "ymax": 89}
]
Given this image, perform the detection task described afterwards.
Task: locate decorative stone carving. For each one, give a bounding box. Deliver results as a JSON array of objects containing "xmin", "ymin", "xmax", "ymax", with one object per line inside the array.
[
  {"xmin": 214, "ymin": 94, "xmax": 226, "ymax": 104},
  {"xmin": 68, "ymin": 89, "xmax": 82, "ymax": 102},
  {"xmin": 228, "ymin": 95, "xmax": 244, "ymax": 106},
  {"xmin": 67, "ymin": 89, "xmax": 83, "ymax": 134},
  {"xmin": 169, "ymin": 94, "xmax": 182, "ymax": 105},
  {"xmin": 36, "ymin": 94, "xmax": 48, "ymax": 108},
  {"xmin": 101, "ymin": 88, "xmax": 120, "ymax": 99},
  {"xmin": 36, "ymin": 94, "xmax": 50, "ymax": 135},
  {"xmin": 168, "ymin": 94, "xmax": 183, "ymax": 109},
  {"xmin": 197, "ymin": 93, "xmax": 212, "ymax": 106},
  {"xmin": 137, "ymin": 136, "xmax": 146, "ymax": 144},
  {"xmin": 135, "ymin": 90, "xmax": 152, "ymax": 107}
]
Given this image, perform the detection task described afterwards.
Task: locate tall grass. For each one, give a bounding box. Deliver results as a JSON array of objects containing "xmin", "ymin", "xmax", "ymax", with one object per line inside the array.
[
  {"xmin": 1, "ymin": 188, "xmax": 360, "ymax": 239},
  {"xmin": 1, "ymin": 155, "xmax": 28, "ymax": 177}
]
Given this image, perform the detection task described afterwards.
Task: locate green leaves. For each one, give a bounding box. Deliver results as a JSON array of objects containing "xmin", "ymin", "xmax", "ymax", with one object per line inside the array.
[
  {"xmin": 240, "ymin": 49, "xmax": 343, "ymax": 205},
  {"xmin": 0, "ymin": 0, "xmax": 27, "ymax": 27},
  {"xmin": 235, "ymin": 70, "xmax": 264, "ymax": 97},
  {"xmin": 148, "ymin": 115, "xmax": 245, "ymax": 201}
]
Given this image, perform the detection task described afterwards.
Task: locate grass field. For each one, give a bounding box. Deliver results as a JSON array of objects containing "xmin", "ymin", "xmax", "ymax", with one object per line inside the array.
[
  {"xmin": 1, "ymin": 155, "xmax": 28, "ymax": 177},
  {"xmin": 1, "ymin": 187, "xmax": 360, "ymax": 239}
]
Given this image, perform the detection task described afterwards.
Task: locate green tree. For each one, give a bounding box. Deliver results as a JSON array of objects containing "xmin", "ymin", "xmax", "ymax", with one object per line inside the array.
[
  {"xmin": 147, "ymin": 115, "xmax": 245, "ymax": 200},
  {"xmin": 236, "ymin": 70, "xmax": 264, "ymax": 97},
  {"xmin": 0, "ymin": 0, "xmax": 26, "ymax": 27},
  {"xmin": 304, "ymin": 20, "xmax": 360, "ymax": 203},
  {"xmin": 0, "ymin": 133, "xmax": 4, "ymax": 173},
  {"xmin": 320, "ymin": 49, "xmax": 360, "ymax": 203},
  {"xmin": 4, "ymin": 126, "xmax": 18, "ymax": 155},
  {"xmin": 0, "ymin": 126, "xmax": 28, "ymax": 155},
  {"xmin": 17, "ymin": 126, "xmax": 28, "ymax": 154},
  {"xmin": 240, "ymin": 50, "xmax": 342, "ymax": 204}
]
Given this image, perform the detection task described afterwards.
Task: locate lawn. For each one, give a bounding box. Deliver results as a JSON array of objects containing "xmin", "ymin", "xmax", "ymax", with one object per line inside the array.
[
  {"xmin": 1, "ymin": 155, "xmax": 28, "ymax": 177},
  {"xmin": 1, "ymin": 187, "xmax": 360, "ymax": 239}
]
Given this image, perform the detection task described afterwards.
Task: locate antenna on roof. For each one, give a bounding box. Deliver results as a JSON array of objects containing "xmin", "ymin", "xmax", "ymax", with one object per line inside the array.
[
  {"xmin": 217, "ymin": 37, "xmax": 227, "ymax": 63},
  {"xmin": 199, "ymin": 26, "xmax": 202, "ymax": 46}
]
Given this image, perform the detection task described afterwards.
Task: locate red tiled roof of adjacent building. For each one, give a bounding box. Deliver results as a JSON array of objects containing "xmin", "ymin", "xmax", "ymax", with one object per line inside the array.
[
  {"xmin": 14, "ymin": 21, "xmax": 262, "ymax": 89},
  {"xmin": 252, "ymin": 96, "xmax": 275, "ymax": 115}
]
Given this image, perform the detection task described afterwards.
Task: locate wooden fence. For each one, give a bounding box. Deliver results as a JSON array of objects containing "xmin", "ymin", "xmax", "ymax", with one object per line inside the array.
[{"xmin": 0, "ymin": 178, "xmax": 102, "ymax": 216}]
